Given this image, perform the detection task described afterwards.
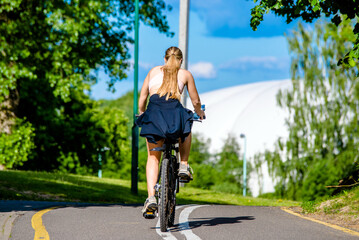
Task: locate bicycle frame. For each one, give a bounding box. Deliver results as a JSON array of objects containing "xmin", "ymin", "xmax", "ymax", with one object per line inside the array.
[
  {"xmin": 151, "ymin": 140, "xmax": 180, "ymax": 231},
  {"xmin": 153, "ymin": 140, "xmax": 180, "ymax": 197},
  {"xmin": 146, "ymin": 118, "xmax": 203, "ymax": 231}
]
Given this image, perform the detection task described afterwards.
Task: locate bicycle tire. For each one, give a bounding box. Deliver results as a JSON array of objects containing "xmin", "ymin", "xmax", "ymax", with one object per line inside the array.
[
  {"xmin": 168, "ymin": 178, "xmax": 177, "ymax": 227},
  {"xmin": 168, "ymin": 158, "xmax": 177, "ymax": 227},
  {"xmin": 160, "ymin": 158, "xmax": 170, "ymax": 232}
]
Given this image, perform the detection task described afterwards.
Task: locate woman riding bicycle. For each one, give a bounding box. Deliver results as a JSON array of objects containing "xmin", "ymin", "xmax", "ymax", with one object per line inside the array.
[{"xmin": 136, "ymin": 46, "xmax": 205, "ymax": 216}]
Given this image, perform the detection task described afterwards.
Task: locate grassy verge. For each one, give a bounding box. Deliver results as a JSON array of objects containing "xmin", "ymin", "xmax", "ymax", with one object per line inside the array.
[
  {"xmin": 301, "ymin": 187, "xmax": 359, "ymax": 214},
  {"xmin": 0, "ymin": 170, "xmax": 298, "ymax": 206},
  {"xmin": 296, "ymin": 186, "xmax": 359, "ymax": 231}
]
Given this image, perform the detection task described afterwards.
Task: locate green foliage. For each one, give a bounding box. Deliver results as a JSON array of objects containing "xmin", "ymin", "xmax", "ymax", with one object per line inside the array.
[
  {"xmin": 18, "ymin": 89, "xmax": 131, "ymax": 176},
  {"xmin": 258, "ymin": 18, "xmax": 359, "ymax": 201},
  {"xmin": 0, "ymin": 0, "xmax": 172, "ymax": 101},
  {"xmin": 187, "ymin": 133, "xmax": 215, "ymax": 189},
  {"xmin": 250, "ymin": 0, "xmax": 359, "ymax": 66},
  {"xmin": 301, "ymin": 200, "xmax": 319, "ymax": 213},
  {"xmin": 99, "ymin": 91, "xmax": 135, "ymax": 120},
  {"xmin": 0, "ymin": 118, "xmax": 35, "ymax": 168},
  {"xmin": 0, "ymin": 0, "xmax": 172, "ymax": 170},
  {"xmin": 216, "ymin": 134, "xmax": 246, "ymax": 194},
  {"xmin": 98, "ymin": 91, "xmax": 143, "ymax": 180},
  {"xmin": 188, "ymin": 132, "xmax": 212, "ymax": 165},
  {"xmin": 189, "ymin": 164, "xmax": 218, "ymax": 189},
  {"xmin": 188, "ymin": 133, "xmax": 251, "ymax": 195}
]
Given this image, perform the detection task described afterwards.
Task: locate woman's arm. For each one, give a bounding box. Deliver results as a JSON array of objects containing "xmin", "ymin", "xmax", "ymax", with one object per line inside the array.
[
  {"xmin": 185, "ymin": 71, "xmax": 205, "ymax": 119},
  {"xmin": 138, "ymin": 71, "xmax": 150, "ymax": 114}
]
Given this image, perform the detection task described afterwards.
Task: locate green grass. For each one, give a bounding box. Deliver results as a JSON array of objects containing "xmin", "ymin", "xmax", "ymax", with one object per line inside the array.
[
  {"xmin": 301, "ymin": 186, "xmax": 359, "ymax": 215},
  {"xmin": 0, "ymin": 170, "xmax": 298, "ymax": 206}
]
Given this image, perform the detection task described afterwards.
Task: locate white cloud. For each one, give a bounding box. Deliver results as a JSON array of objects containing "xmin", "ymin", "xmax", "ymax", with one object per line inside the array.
[
  {"xmin": 189, "ymin": 62, "xmax": 216, "ymax": 79},
  {"xmin": 128, "ymin": 60, "xmax": 154, "ymax": 71},
  {"xmin": 219, "ymin": 56, "xmax": 289, "ymax": 71},
  {"xmin": 139, "ymin": 61, "xmax": 154, "ymax": 70}
]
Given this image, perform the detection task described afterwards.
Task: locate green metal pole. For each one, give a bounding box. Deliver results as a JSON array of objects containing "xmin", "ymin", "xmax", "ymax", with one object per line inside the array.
[
  {"xmin": 131, "ymin": 0, "xmax": 139, "ymax": 195},
  {"xmin": 240, "ymin": 133, "xmax": 247, "ymax": 196}
]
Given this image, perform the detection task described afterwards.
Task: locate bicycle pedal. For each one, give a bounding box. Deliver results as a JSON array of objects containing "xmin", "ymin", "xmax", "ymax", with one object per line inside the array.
[
  {"xmin": 179, "ymin": 179, "xmax": 190, "ymax": 183},
  {"xmin": 143, "ymin": 211, "xmax": 156, "ymax": 219}
]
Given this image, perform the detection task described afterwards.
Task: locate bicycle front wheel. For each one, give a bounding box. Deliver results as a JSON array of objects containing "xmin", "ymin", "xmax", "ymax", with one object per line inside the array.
[{"xmin": 160, "ymin": 158, "xmax": 170, "ymax": 232}]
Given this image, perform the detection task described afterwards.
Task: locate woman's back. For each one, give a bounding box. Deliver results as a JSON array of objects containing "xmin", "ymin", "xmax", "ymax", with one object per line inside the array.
[{"xmin": 148, "ymin": 66, "xmax": 185, "ymax": 96}]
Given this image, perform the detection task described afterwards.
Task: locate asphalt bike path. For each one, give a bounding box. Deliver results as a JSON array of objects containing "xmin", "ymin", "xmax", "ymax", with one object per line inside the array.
[{"xmin": 2, "ymin": 201, "xmax": 359, "ymax": 240}]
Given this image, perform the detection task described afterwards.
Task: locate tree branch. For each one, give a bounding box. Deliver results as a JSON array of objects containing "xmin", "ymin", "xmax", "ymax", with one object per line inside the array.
[{"xmin": 325, "ymin": 182, "xmax": 359, "ymax": 188}]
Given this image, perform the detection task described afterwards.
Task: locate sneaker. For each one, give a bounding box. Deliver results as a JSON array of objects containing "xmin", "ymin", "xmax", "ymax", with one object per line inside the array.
[
  {"xmin": 142, "ymin": 196, "xmax": 157, "ymax": 219},
  {"xmin": 178, "ymin": 163, "xmax": 193, "ymax": 182}
]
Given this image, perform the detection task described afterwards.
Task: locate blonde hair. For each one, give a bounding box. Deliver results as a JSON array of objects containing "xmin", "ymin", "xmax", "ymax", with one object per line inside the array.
[{"xmin": 157, "ymin": 47, "xmax": 182, "ymax": 100}]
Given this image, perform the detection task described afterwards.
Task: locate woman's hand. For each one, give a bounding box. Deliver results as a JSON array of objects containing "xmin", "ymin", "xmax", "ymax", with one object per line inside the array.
[{"xmin": 198, "ymin": 110, "xmax": 205, "ymax": 120}]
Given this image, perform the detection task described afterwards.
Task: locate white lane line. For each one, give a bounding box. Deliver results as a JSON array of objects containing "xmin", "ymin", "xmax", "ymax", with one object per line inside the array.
[
  {"xmin": 178, "ymin": 205, "xmax": 205, "ymax": 240},
  {"xmin": 155, "ymin": 205, "xmax": 184, "ymax": 240}
]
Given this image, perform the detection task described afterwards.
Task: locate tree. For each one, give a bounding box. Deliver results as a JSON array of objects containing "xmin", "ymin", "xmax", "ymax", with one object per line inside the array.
[
  {"xmin": 213, "ymin": 134, "xmax": 251, "ymax": 194},
  {"xmin": 187, "ymin": 133, "xmax": 216, "ymax": 189},
  {"xmin": 250, "ymin": 0, "xmax": 359, "ymax": 66},
  {"xmin": 1, "ymin": 0, "xmax": 172, "ymax": 101},
  {"xmin": 262, "ymin": 18, "xmax": 359, "ymax": 200},
  {"xmin": 0, "ymin": 0, "xmax": 172, "ymax": 170}
]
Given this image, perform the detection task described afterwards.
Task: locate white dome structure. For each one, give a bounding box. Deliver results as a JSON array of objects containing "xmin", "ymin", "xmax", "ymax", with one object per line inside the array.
[{"xmin": 187, "ymin": 79, "xmax": 293, "ymax": 196}]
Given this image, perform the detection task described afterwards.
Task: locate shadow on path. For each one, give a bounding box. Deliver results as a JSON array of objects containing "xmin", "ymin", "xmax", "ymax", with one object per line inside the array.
[{"xmin": 169, "ymin": 216, "xmax": 255, "ymax": 232}]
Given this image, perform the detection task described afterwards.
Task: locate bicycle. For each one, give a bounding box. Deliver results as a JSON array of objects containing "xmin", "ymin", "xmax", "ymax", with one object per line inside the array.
[{"xmin": 142, "ymin": 112, "xmax": 204, "ymax": 232}]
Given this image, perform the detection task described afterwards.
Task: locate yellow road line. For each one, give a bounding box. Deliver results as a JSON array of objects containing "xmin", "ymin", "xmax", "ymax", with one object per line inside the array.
[
  {"xmin": 31, "ymin": 207, "xmax": 58, "ymax": 240},
  {"xmin": 281, "ymin": 207, "xmax": 359, "ymax": 237}
]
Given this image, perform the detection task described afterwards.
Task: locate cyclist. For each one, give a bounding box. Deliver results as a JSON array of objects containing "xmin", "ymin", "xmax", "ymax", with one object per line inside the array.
[{"xmin": 136, "ymin": 46, "xmax": 205, "ymax": 216}]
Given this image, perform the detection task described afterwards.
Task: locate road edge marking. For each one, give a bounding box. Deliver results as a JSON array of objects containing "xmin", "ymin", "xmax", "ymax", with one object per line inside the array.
[
  {"xmin": 179, "ymin": 205, "xmax": 206, "ymax": 240},
  {"xmin": 31, "ymin": 207, "xmax": 58, "ymax": 240},
  {"xmin": 281, "ymin": 207, "xmax": 359, "ymax": 237},
  {"xmin": 155, "ymin": 205, "xmax": 184, "ymax": 240}
]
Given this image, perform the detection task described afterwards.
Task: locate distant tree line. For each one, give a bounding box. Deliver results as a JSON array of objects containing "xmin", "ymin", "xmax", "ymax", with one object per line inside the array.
[
  {"xmin": 254, "ymin": 17, "xmax": 359, "ymax": 201},
  {"xmin": 0, "ymin": 0, "xmax": 172, "ymax": 175}
]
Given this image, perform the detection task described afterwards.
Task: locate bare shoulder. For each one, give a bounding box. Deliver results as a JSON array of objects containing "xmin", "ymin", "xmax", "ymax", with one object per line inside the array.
[
  {"xmin": 178, "ymin": 68, "xmax": 192, "ymax": 76},
  {"xmin": 148, "ymin": 65, "xmax": 163, "ymax": 77},
  {"xmin": 178, "ymin": 69, "xmax": 193, "ymax": 83}
]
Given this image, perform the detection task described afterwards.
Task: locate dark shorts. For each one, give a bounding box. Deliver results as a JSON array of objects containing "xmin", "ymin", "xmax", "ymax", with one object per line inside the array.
[{"xmin": 135, "ymin": 94, "xmax": 194, "ymax": 144}]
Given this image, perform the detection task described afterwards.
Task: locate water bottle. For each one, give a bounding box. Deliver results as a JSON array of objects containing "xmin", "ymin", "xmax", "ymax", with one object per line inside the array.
[
  {"xmin": 194, "ymin": 104, "xmax": 206, "ymax": 120},
  {"xmin": 201, "ymin": 104, "xmax": 206, "ymax": 119}
]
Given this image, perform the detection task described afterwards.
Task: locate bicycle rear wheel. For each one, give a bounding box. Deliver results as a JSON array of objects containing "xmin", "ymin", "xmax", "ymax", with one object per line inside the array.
[
  {"xmin": 168, "ymin": 159, "xmax": 177, "ymax": 227},
  {"xmin": 160, "ymin": 158, "xmax": 170, "ymax": 232},
  {"xmin": 168, "ymin": 179, "xmax": 177, "ymax": 227}
]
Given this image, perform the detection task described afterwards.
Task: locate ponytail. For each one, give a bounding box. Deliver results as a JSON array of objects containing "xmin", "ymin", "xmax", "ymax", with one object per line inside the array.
[{"xmin": 157, "ymin": 47, "xmax": 183, "ymax": 100}]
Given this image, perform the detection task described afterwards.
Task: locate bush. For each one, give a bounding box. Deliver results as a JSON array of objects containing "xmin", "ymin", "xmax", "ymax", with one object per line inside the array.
[{"xmin": 0, "ymin": 118, "xmax": 35, "ymax": 168}]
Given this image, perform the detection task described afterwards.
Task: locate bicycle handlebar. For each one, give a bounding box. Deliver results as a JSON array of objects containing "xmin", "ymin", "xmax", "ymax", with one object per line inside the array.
[
  {"xmin": 193, "ymin": 104, "xmax": 206, "ymax": 121},
  {"xmin": 136, "ymin": 104, "xmax": 206, "ymax": 121}
]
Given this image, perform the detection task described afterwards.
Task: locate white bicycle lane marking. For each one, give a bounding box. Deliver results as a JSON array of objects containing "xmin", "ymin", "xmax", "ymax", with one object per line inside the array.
[
  {"xmin": 178, "ymin": 205, "xmax": 204, "ymax": 240},
  {"xmin": 155, "ymin": 205, "xmax": 206, "ymax": 240}
]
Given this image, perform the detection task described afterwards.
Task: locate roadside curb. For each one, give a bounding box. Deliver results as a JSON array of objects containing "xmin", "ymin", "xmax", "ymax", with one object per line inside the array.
[
  {"xmin": 281, "ymin": 207, "xmax": 359, "ymax": 237},
  {"xmin": 0, "ymin": 212, "xmax": 24, "ymax": 240}
]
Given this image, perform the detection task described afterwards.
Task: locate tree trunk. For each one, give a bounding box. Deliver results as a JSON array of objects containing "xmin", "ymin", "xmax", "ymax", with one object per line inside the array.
[
  {"xmin": 0, "ymin": 89, "xmax": 19, "ymax": 134},
  {"xmin": 0, "ymin": 88, "xmax": 19, "ymax": 170}
]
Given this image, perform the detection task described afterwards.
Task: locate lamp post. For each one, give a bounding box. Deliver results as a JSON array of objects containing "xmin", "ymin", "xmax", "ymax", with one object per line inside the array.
[
  {"xmin": 131, "ymin": 0, "xmax": 139, "ymax": 194},
  {"xmin": 179, "ymin": 0, "xmax": 190, "ymax": 107},
  {"xmin": 240, "ymin": 133, "xmax": 247, "ymax": 197},
  {"xmin": 98, "ymin": 147, "xmax": 110, "ymax": 178}
]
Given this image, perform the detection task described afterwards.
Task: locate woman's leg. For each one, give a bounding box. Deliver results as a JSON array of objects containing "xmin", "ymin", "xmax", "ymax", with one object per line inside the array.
[
  {"xmin": 146, "ymin": 139, "xmax": 164, "ymax": 197},
  {"xmin": 179, "ymin": 133, "xmax": 191, "ymax": 165}
]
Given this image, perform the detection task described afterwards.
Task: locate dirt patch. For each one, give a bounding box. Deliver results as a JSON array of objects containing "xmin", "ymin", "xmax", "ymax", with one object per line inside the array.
[
  {"xmin": 3, "ymin": 187, "xmax": 80, "ymax": 202},
  {"xmin": 289, "ymin": 206, "xmax": 359, "ymax": 232}
]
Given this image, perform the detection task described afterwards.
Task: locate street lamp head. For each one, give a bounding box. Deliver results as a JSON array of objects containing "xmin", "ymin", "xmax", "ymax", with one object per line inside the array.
[{"xmin": 240, "ymin": 133, "xmax": 245, "ymax": 138}]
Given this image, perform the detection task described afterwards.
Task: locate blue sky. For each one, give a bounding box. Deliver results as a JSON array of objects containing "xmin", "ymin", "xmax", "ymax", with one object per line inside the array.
[{"xmin": 90, "ymin": 0, "xmax": 298, "ymax": 100}]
